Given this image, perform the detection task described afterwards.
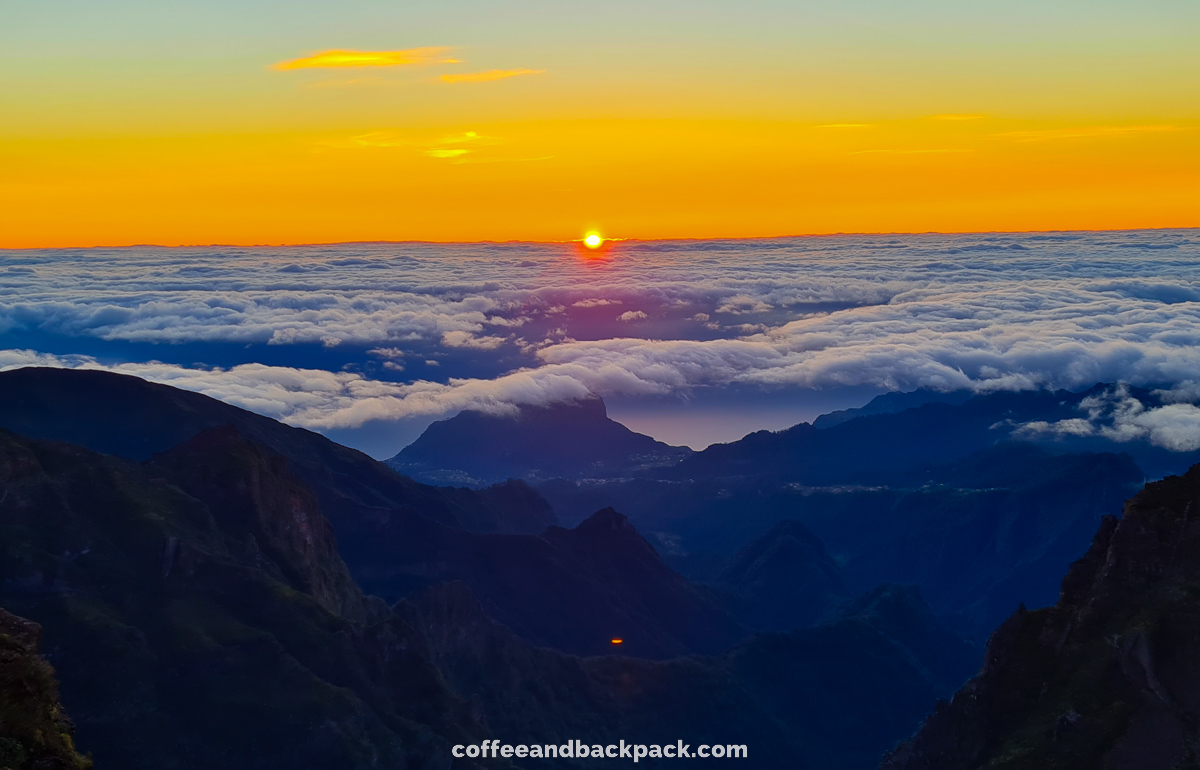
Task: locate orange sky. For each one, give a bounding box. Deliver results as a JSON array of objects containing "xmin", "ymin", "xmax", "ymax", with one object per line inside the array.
[{"xmin": 2, "ymin": 1, "xmax": 1198, "ymax": 247}]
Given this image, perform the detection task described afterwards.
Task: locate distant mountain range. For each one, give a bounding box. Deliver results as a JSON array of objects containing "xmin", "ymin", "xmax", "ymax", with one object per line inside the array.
[
  {"xmin": 665, "ymin": 384, "xmax": 1193, "ymax": 485},
  {"xmin": 7, "ymin": 367, "xmax": 1195, "ymax": 768},
  {"xmin": 390, "ymin": 383, "xmax": 1200, "ymax": 491},
  {"xmin": 0, "ymin": 367, "xmax": 981, "ymax": 768}
]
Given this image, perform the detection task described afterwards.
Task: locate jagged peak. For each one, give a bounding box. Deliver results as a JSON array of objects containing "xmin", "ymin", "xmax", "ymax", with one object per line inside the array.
[{"xmin": 571, "ymin": 507, "xmax": 650, "ymax": 545}]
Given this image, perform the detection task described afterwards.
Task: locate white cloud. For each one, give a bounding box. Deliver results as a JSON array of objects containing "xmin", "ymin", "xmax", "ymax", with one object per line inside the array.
[
  {"xmin": 441, "ymin": 330, "xmax": 506, "ymax": 349},
  {"xmin": 3, "ymin": 230, "xmax": 1200, "ymax": 438},
  {"xmin": 1015, "ymin": 383, "xmax": 1200, "ymax": 451}
]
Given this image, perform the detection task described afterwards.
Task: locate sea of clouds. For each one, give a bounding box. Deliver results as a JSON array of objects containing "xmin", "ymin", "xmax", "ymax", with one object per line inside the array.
[{"xmin": 2, "ymin": 229, "xmax": 1199, "ymax": 449}]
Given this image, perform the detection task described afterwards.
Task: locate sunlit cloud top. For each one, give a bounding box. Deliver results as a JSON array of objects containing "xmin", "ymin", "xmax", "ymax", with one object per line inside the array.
[{"xmin": 272, "ymin": 47, "xmax": 453, "ymax": 70}]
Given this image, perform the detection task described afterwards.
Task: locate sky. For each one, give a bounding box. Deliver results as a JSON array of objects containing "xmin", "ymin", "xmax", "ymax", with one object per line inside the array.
[
  {"xmin": 2, "ymin": 0, "xmax": 1198, "ymax": 246},
  {"xmin": 3, "ymin": 230, "xmax": 1200, "ymax": 455}
]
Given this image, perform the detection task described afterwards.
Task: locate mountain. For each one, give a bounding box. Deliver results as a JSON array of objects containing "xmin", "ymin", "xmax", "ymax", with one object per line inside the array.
[
  {"xmin": 145, "ymin": 425, "xmax": 372, "ymax": 621},
  {"xmin": 0, "ymin": 413, "xmax": 979, "ymax": 770},
  {"xmin": 716, "ymin": 520, "xmax": 851, "ymax": 631},
  {"xmin": 0, "ymin": 368, "xmax": 737, "ymax": 658},
  {"xmin": 0, "ymin": 608, "xmax": 92, "ymax": 770},
  {"xmin": 0, "ymin": 367, "xmax": 990, "ymax": 768},
  {"xmin": 882, "ymin": 462, "xmax": 1200, "ymax": 770},
  {"xmin": 0, "ymin": 366, "xmax": 556, "ymax": 537},
  {"xmin": 0, "ymin": 427, "xmax": 487, "ymax": 769},
  {"xmin": 389, "ymin": 397, "xmax": 691, "ymax": 485},
  {"xmin": 665, "ymin": 383, "xmax": 1196, "ymax": 485},
  {"xmin": 403, "ymin": 581, "xmax": 979, "ymax": 770},
  {"xmin": 543, "ymin": 444, "xmax": 1145, "ymax": 640},
  {"xmin": 351, "ymin": 505, "xmax": 750, "ymax": 659},
  {"xmin": 812, "ymin": 389, "xmax": 974, "ymax": 430}
]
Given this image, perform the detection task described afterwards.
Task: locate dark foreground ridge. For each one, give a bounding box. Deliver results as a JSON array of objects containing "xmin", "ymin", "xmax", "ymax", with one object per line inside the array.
[{"xmin": 883, "ymin": 462, "xmax": 1200, "ymax": 770}]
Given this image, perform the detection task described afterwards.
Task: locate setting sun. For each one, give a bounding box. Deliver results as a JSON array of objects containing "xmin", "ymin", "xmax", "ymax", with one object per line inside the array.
[{"xmin": 584, "ymin": 233, "xmax": 603, "ymax": 249}]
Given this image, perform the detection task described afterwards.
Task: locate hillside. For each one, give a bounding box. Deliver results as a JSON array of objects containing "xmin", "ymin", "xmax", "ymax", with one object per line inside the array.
[{"xmin": 883, "ymin": 462, "xmax": 1200, "ymax": 770}]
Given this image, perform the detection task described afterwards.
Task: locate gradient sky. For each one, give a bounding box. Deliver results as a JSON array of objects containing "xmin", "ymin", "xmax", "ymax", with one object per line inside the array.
[{"xmin": 2, "ymin": 0, "xmax": 1198, "ymax": 246}]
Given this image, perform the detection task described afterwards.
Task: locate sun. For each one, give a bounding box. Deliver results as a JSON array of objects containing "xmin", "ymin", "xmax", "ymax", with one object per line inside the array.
[{"xmin": 583, "ymin": 233, "xmax": 603, "ymax": 249}]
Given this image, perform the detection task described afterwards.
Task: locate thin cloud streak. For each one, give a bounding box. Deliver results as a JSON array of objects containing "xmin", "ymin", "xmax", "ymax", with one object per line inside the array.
[
  {"xmin": 994, "ymin": 125, "xmax": 1182, "ymax": 142},
  {"xmin": 272, "ymin": 47, "xmax": 452, "ymax": 71},
  {"xmin": 440, "ymin": 69, "xmax": 544, "ymax": 84}
]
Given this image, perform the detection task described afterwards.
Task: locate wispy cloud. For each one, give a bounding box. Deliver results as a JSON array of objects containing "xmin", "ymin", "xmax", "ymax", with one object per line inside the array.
[
  {"xmin": 440, "ymin": 68, "xmax": 544, "ymax": 84},
  {"xmin": 995, "ymin": 125, "xmax": 1182, "ymax": 142},
  {"xmin": 850, "ymin": 148, "xmax": 973, "ymax": 155},
  {"xmin": 305, "ymin": 76, "xmax": 387, "ymax": 89},
  {"xmin": 426, "ymin": 149, "xmax": 470, "ymax": 159},
  {"xmin": 348, "ymin": 132, "xmax": 409, "ymax": 148},
  {"xmin": 272, "ymin": 47, "xmax": 452, "ymax": 71},
  {"xmin": 437, "ymin": 131, "xmax": 482, "ymax": 144},
  {"xmin": 337, "ymin": 129, "xmax": 494, "ymax": 159}
]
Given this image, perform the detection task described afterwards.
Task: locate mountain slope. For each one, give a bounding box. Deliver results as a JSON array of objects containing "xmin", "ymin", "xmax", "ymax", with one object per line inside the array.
[
  {"xmin": 389, "ymin": 397, "xmax": 691, "ymax": 485},
  {"xmin": 543, "ymin": 444, "xmax": 1145, "ymax": 640},
  {"xmin": 0, "ymin": 366, "xmax": 555, "ymax": 537},
  {"xmin": 668, "ymin": 384, "xmax": 1195, "ymax": 485},
  {"xmin": 716, "ymin": 520, "xmax": 851, "ymax": 631},
  {"xmin": 402, "ymin": 581, "xmax": 978, "ymax": 770},
  {"xmin": 0, "ymin": 428, "xmax": 483, "ymax": 769},
  {"xmin": 356, "ymin": 506, "xmax": 750, "ymax": 659},
  {"xmin": 0, "ymin": 368, "xmax": 743, "ymax": 659},
  {"xmin": 0, "ymin": 608, "xmax": 92, "ymax": 770},
  {"xmin": 883, "ymin": 463, "xmax": 1200, "ymax": 770}
]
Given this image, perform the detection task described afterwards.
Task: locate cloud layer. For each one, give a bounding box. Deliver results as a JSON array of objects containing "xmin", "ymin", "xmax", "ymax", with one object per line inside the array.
[{"xmin": 2, "ymin": 230, "xmax": 1199, "ymax": 440}]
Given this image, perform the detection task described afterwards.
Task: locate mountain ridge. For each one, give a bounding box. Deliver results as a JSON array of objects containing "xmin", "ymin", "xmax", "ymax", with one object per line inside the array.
[
  {"xmin": 389, "ymin": 396, "xmax": 691, "ymax": 485},
  {"xmin": 882, "ymin": 461, "xmax": 1200, "ymax": 770}
]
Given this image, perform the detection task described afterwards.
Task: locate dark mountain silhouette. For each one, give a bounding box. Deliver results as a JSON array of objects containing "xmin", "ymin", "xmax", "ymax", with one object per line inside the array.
[
  {"xmin": 812, "ymin": 389, "xmax": 974, "ymax": 429},
  {"xmin": 389, "ymin": 397, "xmax": 691, "ymax": 485},
  {"xmin": 0, "ymin": 608, "xmax": 92, "ymax": 770},
  {"xmin": 665, "ymin": 384, "xmax": 1196, "ymax": 484},
  {"xmin": 0, "ymin": 368, "xmax": 739, "ymax": 658},
  {"xmin": 0, "ymin": 366, "xmax": 556, "ymax": 537},
  {"xmin": 883, "ymin": 462, "xmax": 1200, "ymax": 770},
  {"xmin": 0, "ymin": 428, "xmax": 485, "ymax": 769},
  {"xmin": 716, "ymin": 520, "xmax": 851, "ymax": 631},
  {"xmin": 0, "ymin": 416, "xmax": 980, "ymax": 769},
  {"xmin": 542, "ymin": 444, "xmax": 1145, "ymax": 640},
  {"xmin": 403, "ymin": 580, "xmax": 978, "ymax": 770},
  {"xmin": 145, "ymin": 425, "xmax": 372, "ymax": 621},
  {"xmin": 347, "ymin": 504, "xmax": 750, "ymax": 659}
]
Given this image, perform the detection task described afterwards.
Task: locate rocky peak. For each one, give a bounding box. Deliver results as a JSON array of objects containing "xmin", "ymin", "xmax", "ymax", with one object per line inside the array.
[
  {"xmin": 717, "ymin": 519, "xmax": 850, "ymax": 631},
  {"xmin": 546, "ymin": 507, "xmax": 663, "ymax": 565},
  {"xmin": 146, "ymin": 425, "xmax": 370, "ymax": 621},
  {"xmin": 883, "ymin": 463, "xmax": 1200, "ymax": 770}
]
